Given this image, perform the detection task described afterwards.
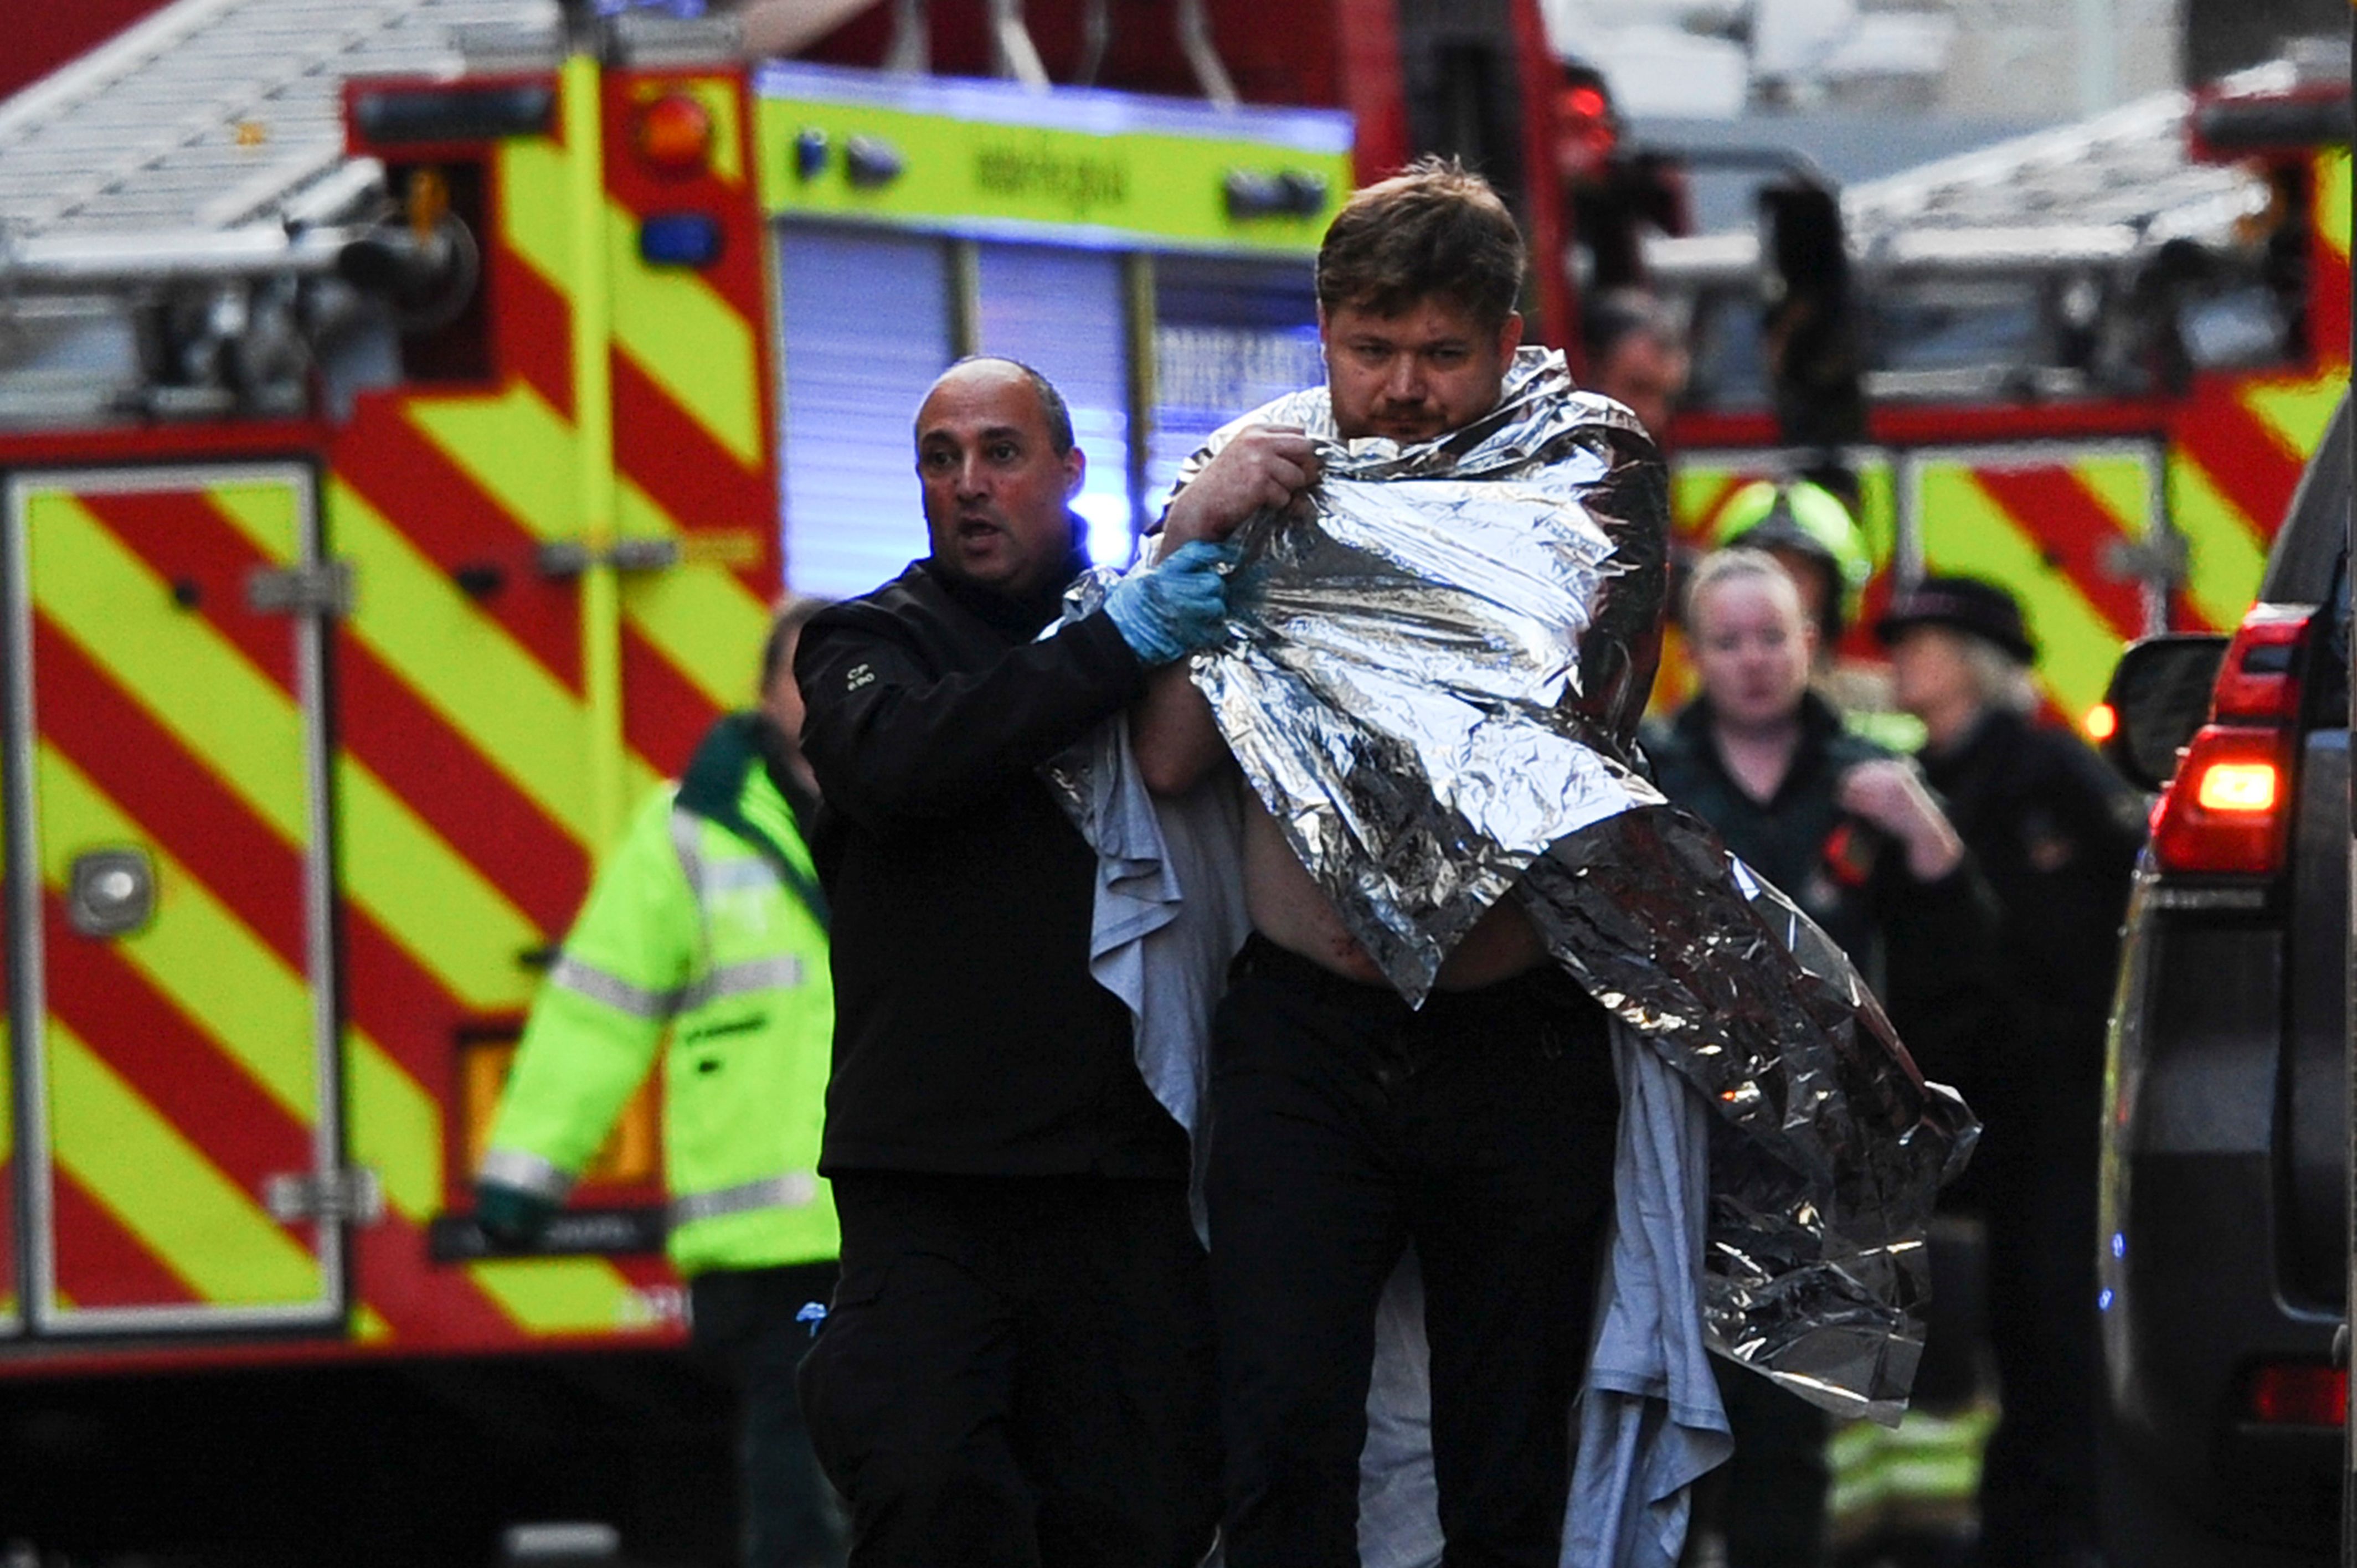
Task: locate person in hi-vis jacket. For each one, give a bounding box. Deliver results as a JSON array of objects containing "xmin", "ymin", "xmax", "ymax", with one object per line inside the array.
[{"xmin": 477, "ymin": 597, "xmax": 843, "ymax": 1568}]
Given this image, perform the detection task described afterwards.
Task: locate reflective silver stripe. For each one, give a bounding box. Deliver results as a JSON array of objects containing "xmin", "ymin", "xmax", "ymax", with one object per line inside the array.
[
  {"xmin": 669, "ymin": 807, "xmax": 709, "ymax": 898},
  {"xmin": 668, "ymin": 1172, "xmax": 819, "ymax": 1227},
  {"xmin": 699, "ymin": 859, "xmax": 781, "ymax": 895},
  {"xmin": 549, "ymin": 954, "xmax": 680, "ymax": 1020},
  {"xmin": 679, "ymin": 955, "xmax": 804, "ymax": 1009},
  {"xmin": 478, "ymin": 1147, "xmax": 574, "ymax": 1202}
]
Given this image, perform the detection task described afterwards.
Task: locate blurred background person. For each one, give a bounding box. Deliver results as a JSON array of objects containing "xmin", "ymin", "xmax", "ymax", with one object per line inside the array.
[
  {"xmin": 1712, "ymin": 476, "xmax": 1924, "ymax": 751},
  {"xmin": 476, "ymin": 597, "xmax": 844, "ymax": 1568},
  {"xmin": 1583, "ymin": 286, "xmax": 1691, "ymax": 447},
  {"xmin": 1878, "ymin": 577, "xmax": 2145, "ymax": 1568},
  {"xmin": 1648, "ymin": 548, "xmax": 2003, "ymax": 1568}
]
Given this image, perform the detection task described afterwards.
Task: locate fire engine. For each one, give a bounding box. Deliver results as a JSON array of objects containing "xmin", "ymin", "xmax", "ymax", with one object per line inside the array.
[
  {"xmin": 1640, "ymin": 49, "xmax": 2352, "ymax": 725},
  {"xmin": 0, "ymin": 0, "xmax": 2341, "ymax": 1556},
  {"xmin": 0, "ymin": 0, "xmax": 1571, "ymax": 1557}
]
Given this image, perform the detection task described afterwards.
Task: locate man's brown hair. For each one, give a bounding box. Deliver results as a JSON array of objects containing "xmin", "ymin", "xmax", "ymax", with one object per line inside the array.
[{"xmin": 1315, "ymin": 156, "xmax": 1525, "ymax": 330}]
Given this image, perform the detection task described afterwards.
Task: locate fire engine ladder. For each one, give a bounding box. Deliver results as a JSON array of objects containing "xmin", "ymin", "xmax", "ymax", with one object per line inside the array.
[
  {"xmin": 1641, "ymin": 58, "xmax": 2320, "ymax": 290},
  {"xmin": 0, "ymin": 0, "xmax": 555, "ymax": 254}
]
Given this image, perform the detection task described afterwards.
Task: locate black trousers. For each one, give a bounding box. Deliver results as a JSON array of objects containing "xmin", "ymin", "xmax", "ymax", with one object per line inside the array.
[
  {"xmin": 1699, "ymin": 1362, "xmax": 1829, "ymax": 1568},
  {"xmin": 1972, "ymin": 1034, "xmax": 2103, "ymax": 1566},
  {"xmin": 796, "ymin": 1172, "xmax": 1219, "ymax": 1568},
  {"xmin": 692, "ymin": 1262, "xmax": 847, "ymax": 1568},
  {"xmin": 1205, "ymin": 936, "xmax": 1620, "ymax": 1568}
]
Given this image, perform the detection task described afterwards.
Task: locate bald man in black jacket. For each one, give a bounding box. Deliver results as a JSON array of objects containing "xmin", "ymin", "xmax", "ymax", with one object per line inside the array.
[{"xmin": 794, "ymin": 357, "xmax": 1230, "ymax": 1568}]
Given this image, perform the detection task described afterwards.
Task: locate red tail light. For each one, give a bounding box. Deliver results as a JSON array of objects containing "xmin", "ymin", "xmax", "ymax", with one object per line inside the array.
[
  {"xmin": 2148, "ymin": 604, "xmax": 2309, "ymax": 878},
  {"xmin": 2246, "ymin": 1362, "xmax": 2347, "ymax": 1426}
]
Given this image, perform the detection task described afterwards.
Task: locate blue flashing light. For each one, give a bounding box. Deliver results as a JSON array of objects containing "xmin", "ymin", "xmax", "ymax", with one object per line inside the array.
[
  {"xmin": 639, "ymin": 213, "xmax": 724, "ymax": 270},
  {"xmin": 2111, "ymin": 1231, "xmax": 2126, "ymax": 1260},
  {"xmin": 2098, "ymin": 1288, "xmax": 2116, "ymax": 1312}
]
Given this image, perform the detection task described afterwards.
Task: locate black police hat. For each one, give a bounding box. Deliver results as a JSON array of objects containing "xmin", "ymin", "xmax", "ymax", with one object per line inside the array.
[{"xmin": 1875, "ymin": 575, "xmax": 2036, "ymax": 664}]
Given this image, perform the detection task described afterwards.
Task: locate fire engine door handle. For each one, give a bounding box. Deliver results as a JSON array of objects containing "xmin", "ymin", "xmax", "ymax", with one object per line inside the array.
[{"xmin": 68, "ymin": 847, "xmax": 156, "ymax": 938}]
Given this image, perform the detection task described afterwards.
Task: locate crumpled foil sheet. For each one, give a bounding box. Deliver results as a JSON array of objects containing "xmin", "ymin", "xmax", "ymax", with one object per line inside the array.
[{"xmin": 1076, "ymin": 347, "xmax": 1975, "ymax": 1422}]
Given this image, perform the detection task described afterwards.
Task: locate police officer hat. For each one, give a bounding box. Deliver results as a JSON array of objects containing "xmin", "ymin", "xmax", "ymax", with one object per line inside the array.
[{"xmin": 1875, "ymin": 575, "xmax": 2036, "ymax": 664}]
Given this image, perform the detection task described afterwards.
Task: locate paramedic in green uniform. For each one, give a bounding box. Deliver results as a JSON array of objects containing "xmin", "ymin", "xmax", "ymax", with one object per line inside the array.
[{"xmin": 476, "ymin": 598, "xmax": 842, "ymax": 1568}]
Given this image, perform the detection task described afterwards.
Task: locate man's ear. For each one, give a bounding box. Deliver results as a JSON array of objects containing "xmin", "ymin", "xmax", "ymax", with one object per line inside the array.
[
  {"xmin": 1062, "ymin": 445, "xmax": 1086, "ymax": 500},
  {"xmin": 1496, "ymin": 311, "xmax": 1525, "ymax": 360}
]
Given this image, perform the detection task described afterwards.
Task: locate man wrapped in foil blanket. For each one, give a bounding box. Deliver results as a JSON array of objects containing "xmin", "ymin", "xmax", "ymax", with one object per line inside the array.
[{"xmin": 1045, "ymin": 162, "xmax": 1974, "ymax": 1568}]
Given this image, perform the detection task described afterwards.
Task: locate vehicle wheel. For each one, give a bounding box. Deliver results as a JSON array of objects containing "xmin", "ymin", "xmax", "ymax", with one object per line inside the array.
[{"xmin": 2099, "ymin": 1427, "xmax": 2335, "ymax": 1568}]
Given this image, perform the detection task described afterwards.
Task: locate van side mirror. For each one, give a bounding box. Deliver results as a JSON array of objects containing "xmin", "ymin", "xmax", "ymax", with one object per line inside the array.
[{"xmin": 2102, "ymin": 633, "xmax": 2229, "ymax": 790}]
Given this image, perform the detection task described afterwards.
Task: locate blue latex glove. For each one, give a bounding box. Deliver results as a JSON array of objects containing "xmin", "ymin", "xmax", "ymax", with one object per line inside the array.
[
  {"xmin": 475, "ymin": 1179, "xmax": 558, "ymax": 1247},
  {"xmin": 1103, "ymin": 540, "xmax": 1238, "ymax": 665}
]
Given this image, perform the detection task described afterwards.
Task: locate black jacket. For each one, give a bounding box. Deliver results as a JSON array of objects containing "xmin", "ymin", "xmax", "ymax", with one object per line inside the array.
[
  {"xmin": 796, "ymin": 549, "xmax": 1188, "ymax": 1179},
  {"xmin": 1919, "ymin": 705, "xmax": 2144, "ymax": 1040},
  {"xmin": 1644, "ymin": 692, "xmax": 2008, "ymax": 1080}
]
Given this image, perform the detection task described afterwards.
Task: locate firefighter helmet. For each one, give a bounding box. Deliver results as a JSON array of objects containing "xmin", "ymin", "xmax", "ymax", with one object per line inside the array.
[{"xmin": 1712, "ymin": 478, "xmax": 1874, "ymax": 634}]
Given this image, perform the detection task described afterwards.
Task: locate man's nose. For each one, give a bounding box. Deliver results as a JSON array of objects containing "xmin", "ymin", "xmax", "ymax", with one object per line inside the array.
[
  {"xmin": 954, "ymin": 452, "xmax": 990, "ymax": 496},
  {"xmin": 1382, "ymin": 354, "xmax": 1425, "ymax": 401}
]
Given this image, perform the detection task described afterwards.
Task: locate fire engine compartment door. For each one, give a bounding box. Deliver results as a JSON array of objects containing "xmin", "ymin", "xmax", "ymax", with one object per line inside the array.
[
  {"xmin": 1899, "ymin": 441, "xmax": 2170, "ymax": 727},
  {"xmin": 6, "ymin": 465, "xmax": 344, "ymax": 1335}
]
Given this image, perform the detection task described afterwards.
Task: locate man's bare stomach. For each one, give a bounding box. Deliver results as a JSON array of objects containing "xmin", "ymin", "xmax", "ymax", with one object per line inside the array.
[{"xmin": 1241, "ymin": 793, "xmax": 1550, "ymax": 991}]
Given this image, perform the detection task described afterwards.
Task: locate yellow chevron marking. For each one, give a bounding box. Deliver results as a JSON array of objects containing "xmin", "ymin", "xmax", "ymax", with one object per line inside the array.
[
  {"xmin": 36, "ymin": 746, "xmax": 317, "ymax": 1123},
  {"xmin": 407, "ymin": 384, "xmax": 579, "ymax": 538},
  {"xmin": 346, "ymin": 1035, "xmax": 444, "ymax": 1222},
  {"xmin": 2166, "ymin": 453, "xmax": 2271, "ymax": 632},
  {"xmin": 617, "ymin": 477, "xmax": 774, "ymax": 709},
  {"xmin": 47, "ymin": 1017, "xmax": 321, "ymax": 1306},
  {"xmin": 2242, "ymin": 377, "xmax": 2343, "ymax": 465},
  {"xmin": 27, "ymin": 490, "xmax": 308, "ymax": 842},
  {"xmin": 328, "ymin": 476, "xmax": 603, "ymax": 850},
  {"xmin": 1670, "ymin": 463, "xmax": 1748, "ymax": 533},
  {"xmin": 335, "ymin": 756, "xmax": 540, "ymax": 1013},
  {"xmin": 2071, "ymin": 453, "xmax": 2154, "ymax": 535},
  {"xmin": 2316, "ymin": 148, "xmax": 2350, "ymax": 264},
  {"xmin": 500, "ymin": 137, "xmax": 763, "ymax": 471},
  {"xmin": 605, "ymin": 200, "xmax": 763, "ymax": 469},
  {"xmin": 202, "ymin": 477, "xmax": 301, "ymax": 563},
  {"xmin": 412, "ymin": 388, "xmax": 768, "ymax": 720},
  {"xmin": 1917, "ymin": 466, "xmax": 2123, "ymax": 719},
  {"xmin": 37, "ymin": 746, "xmax": 452, "ymax": 1230},
  {"xmin": 465, "ymin": 1256, "xmax": 652, "ymax": 1335},
  {"xmin": 501, "ymin": 138, "xmax": 578, "ymax": 301},
  {"xmin": 355, "ymin": 1305, "xmax": 395, "ymax": 1343},
  {"xmin": 1853, "ymin": 461, "xmax": 1898, "ymax": 570},
  {"xmin": 27, "ymin": 484, "xmax": 538, "ymax": 1014}
]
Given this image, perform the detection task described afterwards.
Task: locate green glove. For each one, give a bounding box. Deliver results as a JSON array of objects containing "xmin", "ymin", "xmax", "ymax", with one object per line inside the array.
[{"xmin": 475, "ymin": 1180, "xmax": 559, "ymax": 1247}]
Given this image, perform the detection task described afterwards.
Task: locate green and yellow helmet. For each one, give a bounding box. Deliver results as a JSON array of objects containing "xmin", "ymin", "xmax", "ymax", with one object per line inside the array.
[{"xmin": 1711, "ymin": 478, "xmax": 1874, "ymax": 633}]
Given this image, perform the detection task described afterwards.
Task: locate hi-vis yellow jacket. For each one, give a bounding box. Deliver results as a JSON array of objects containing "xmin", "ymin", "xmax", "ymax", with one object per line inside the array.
[{"xmin": 480, "ymin": 713, "xmax": 836, "ymax": 1275}]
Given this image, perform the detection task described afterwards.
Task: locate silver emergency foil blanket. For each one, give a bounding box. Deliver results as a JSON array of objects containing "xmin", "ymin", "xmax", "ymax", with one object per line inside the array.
[{"xmin": 1151, "ymin": 348, "xmax": 1975, "ymax": 1421}]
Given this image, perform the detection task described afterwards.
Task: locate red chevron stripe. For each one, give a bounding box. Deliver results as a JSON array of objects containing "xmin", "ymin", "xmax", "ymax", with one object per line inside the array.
[
  {"xmin": 32, "ymin": 618, "xmax": 308, "ymax": 970},
  {"xmin": 495, "ymin": 245, "xmax": 577, "ymax": 424},
  {"xmin": 43, "ymin": 894, "xmax": 312, "ymax": 1202},
  {"xmin": 68, "ymin": 488, "xmax": 298, "ymax": 697},
  {"xmin": 622, "ymin": 623, "xmax": 726, "ymax": 780},
  {"xmin": 1960, "ymin": 463, "xmax": 2148, "ymax": 639},
  {"xmin": 2173, "ymin": 377, "xmax": 2305, "ymax": 534},
  {"xmin": 336, "ymin": 641, "xmax": 588, "ymax": 937},
  {"xmin": 48, "ymin": 1164, "xmax": 201, "ymax": 1310},
  {"xmin": 341, "ymin": 883, "xmax": 506, "ymax": 1100},
  {"xmin": 613, "ymin": 347, "xmax": 773, "ymax": 539},
  {"xmin": 354, "ymin": 1210, "xmax": 536, "ymax": 1347},
  {"xmin": 332, "ymin": 400, "xmax": 585, "ymax": 690}
]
